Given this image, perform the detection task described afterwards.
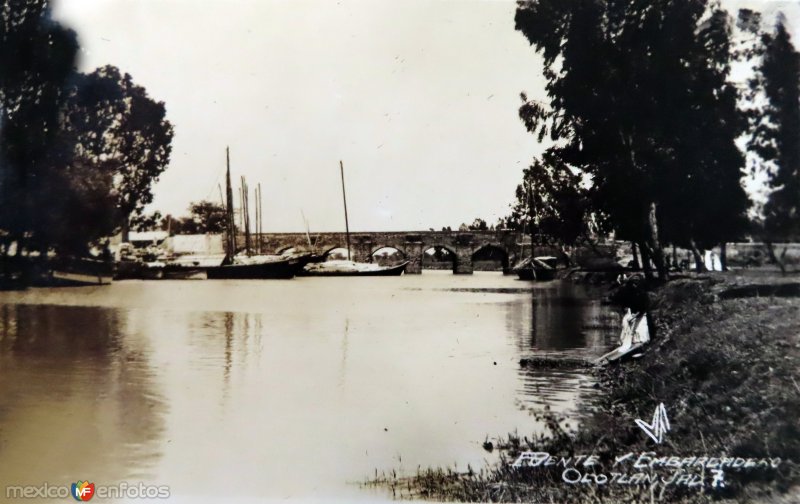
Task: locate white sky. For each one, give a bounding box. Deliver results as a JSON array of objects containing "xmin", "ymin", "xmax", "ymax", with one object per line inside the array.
[{"xmin": 53, "ymin": 0, "xmax": 800, "ymax": 232}]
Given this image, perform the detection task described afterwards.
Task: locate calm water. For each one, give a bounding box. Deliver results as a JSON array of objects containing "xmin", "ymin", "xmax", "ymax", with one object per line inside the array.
[{"xmin": 0, "ymin": 271, "xmax": 619, "ymax": 503}]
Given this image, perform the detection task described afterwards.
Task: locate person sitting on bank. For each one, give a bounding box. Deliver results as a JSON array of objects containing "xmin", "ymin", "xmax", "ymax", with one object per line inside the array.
[{"xmin": 597, "ymin": 274, "xmax": 652, "ymax": 364}]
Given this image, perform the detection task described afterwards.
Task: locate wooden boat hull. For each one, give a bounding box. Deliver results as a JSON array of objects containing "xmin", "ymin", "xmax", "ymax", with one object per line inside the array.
[
  {"xmin": 114, "ymin": 261, "xmax": 143, "ymax": 280},
  {"xmin": 514, "ymin": 256, "xmax": 558, "ymax": 281},
  {"xmin": 51, "ymin": 270, "xmax": 114, "ymax": 286},
  {"xmin": 206, "ymin": 258, "xmax": 298, "ymax": 279},
  {"xmin": 300, "ymin": 261, "xmax": 408, "ymax": 277},
  {"xmin": 516, "ymin": 268, "xmax": 557, "ymax": 281},
  {"xmin": 115, "ymin": 261, "xmax": 166, "ymax": 280},
  {"xmin": 39, "ymin": 258, "xmax": 114, "ymax": 287},
  {"xmin": 162, "ymin": 266, "xmax": 205, "ymax": 280}
]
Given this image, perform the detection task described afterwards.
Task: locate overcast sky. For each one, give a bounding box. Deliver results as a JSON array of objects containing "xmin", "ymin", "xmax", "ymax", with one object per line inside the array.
[{"xmin": 53, "ymin": 0, "xmax": 799, "ymax": 232}]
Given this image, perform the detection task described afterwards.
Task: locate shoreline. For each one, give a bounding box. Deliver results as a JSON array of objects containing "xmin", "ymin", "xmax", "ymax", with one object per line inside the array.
[{"xmin": 370, "ymin": 271, "xmax": 800, "ymax": 502}]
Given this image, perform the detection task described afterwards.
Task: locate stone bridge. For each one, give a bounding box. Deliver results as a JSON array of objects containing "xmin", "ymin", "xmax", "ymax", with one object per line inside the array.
[{"xmin": 253, "ymin": 230, "xmax": 527, "ymax": 274}]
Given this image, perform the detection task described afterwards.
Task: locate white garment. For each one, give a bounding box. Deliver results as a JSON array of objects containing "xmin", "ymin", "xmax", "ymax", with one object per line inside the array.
[
  {"xmin": 704, "ymin": 250, "xmax": 723, "ymax": 271},
  {"xmin": 619, "ymin": 309, "xmax": 650, "ymax": 350}
]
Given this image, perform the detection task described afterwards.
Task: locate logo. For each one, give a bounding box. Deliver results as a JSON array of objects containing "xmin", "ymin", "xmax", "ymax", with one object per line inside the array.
[
  {"xmin": 711, "ymin": 468, "xmax": 726, "ymax": 488},
  {"xmin": 635, "ymin": 402, "xmax": 670, "ymax": 444},
  {"xmin": 71, "ymin": 481, "xmax": 95, "ymax": 501}
]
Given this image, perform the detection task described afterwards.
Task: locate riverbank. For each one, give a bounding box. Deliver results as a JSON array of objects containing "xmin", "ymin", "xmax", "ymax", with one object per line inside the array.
[{"xmin": 369, "ymin": 272, "xmax": 800, "ymax": 502}]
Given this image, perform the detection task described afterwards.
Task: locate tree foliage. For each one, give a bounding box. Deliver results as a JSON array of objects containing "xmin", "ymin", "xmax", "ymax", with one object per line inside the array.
[
  {"xmin": 151, "ymin": 201, "xmax": 228, "ymax": 235},
  {"xmin": 130, "ymin": 210, "xmax": 164, "ymax": 232},
  {"xmin": 67, "ymin": 65, "xmax": 174, "ymax": 224},
  {"xmin": 466, "ymin": 218, "xmax": 488, "ymax": 231},
  {"xmin": 513, "ymin": 0, "xmax": 751, "ymax": 279},
  {"xmin": 185, "ymin": 200, "xmax": 228, "ymax": 234},
  {"xmin": 0, "ymin": 0, "xmax": 79, "ymax": 252},
  {"xmin": 503, "ymin": 153, "xmax": 592, "ymax": 247},
  {"xmin": 755, "ymin": 17, "xmax": 800, "ymax": 242},
  {"xmin": 0, "ymin": 2, "xmax": 173, "ymax": 256}
]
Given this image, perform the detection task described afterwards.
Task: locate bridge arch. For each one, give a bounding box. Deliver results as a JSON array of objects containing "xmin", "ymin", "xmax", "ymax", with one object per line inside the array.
[
  {"xmin": 320, "ymin": 245, "xmax": 351, "ymax": 260},
  {"xmin": 276, "ymin": 245, "xmax": 297, "ymax": 255},
  {"xmin": 371, "ymin": 246, "xmax": 407, "ymax": 265},
  {"xmin": 422, "ymin": 244, "xmax": 458, "ymax": 273},
  {"xmin": 471, "ymin": 243, "xmax": 511, "ymax": 273}
]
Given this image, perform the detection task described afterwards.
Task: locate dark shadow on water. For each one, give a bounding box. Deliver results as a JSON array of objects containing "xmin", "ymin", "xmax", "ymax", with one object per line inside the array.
[
  {"xmin": 0, "ymin": 303, "xmax": 167, "ymax": 483},
  {"xmin": 498, "ymin": 282, "xmax": 621, "ymax": 415}
]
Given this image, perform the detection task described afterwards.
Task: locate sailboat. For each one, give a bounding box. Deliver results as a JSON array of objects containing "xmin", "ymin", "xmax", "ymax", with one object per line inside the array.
[
  {"xmin": 511, "ymin": 178, "xmax": 558, "ymax": 281},
  {"xmin": 206, "ymin": 147, "xmax": 301, "ymax": 279},
  {"xmin": 301, "ymin": 161, "xmax": 408, "ymax": 277}
]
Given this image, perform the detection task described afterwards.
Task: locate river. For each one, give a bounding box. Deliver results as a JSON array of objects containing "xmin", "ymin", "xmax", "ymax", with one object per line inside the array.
[{"xmin": 0, "ymin": 271, "xmax": 619, "ymax": 503}]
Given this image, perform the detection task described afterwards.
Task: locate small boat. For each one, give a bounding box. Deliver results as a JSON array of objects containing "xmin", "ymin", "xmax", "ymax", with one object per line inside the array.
[
  {"xmin": 205, "ymin": 147, "xmax": 304, "ymax": 280},
  {"xmin": 300, "ymin": 259, "xmax": 408, "ymax": 277},
  {"xmin": 40, "ymin": 257, "xmax": 114, "ymax": 286},
  {"xmin": 114, "ymin": 260, "xmax": 167, "ymax": 280},
  {"xmin": 114, "ymin": 259, "xmax": 144, "ymax": 280},
  {"xmin": 161, "ymin": 254, "xmax": 226, "ymax": 280},
  {"xmin": 514, "ymin": 256, "xmax": 558, "ymax": 281},
  {"xmin": 206, "ymin": 254, "xmax": 299, "ymax": 279},
  {"xmin": 300, "ymin": 161, "xmax": 408, "ymax": 278},
  {"xmin": 141, "ymin": 261, "xmax": 167, "ymax": 279}
]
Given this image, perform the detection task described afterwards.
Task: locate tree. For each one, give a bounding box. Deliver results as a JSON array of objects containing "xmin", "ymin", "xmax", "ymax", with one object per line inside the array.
[
  {"xmin": 153, "ymin": 201, "xmax": 228, "ymax": 235},
  {"xmin": 506, "ymin": 153, "xmax": 591, "ymax": 246},
  {"xmin": 0, "ymin": 0, "xmax": 79, "ymax": 256},
  {"xmin": 130, "ymin": 210, "xmax": 163, "ymax": 232},
  {"xmin": 0, "ymin": 4, "xmax": 173, "ymax": 260},
  {"xmin": 515, "ymin": 0, "xmax": 751, "ymax": 280},
  {"xmin": 467, "ymin": 218, "xmax": 488, "ymax": 231},
  {"xmin": 65, "ymin": 65, "xmax": 174, "ymax": 239},
  {"xmin": 749, "ymin": 15, "xmax": 800, "ymax": 273},
  {"xmin": 187, "ymin": 200, "xmax": 227, "ymax": 233}
]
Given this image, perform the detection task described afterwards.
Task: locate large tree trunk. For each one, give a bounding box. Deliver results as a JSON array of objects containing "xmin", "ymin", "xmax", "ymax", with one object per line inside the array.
[
  {"xmin": 688, "ymin": 238, "xmax": 707, "ymax": 272},
  {"xmin": 640, "ymin": 241, "xmax": 653, "ymax": 281},
  {"xmin": 631, "ymin": 242, "xmax": 641, "ymax": 270},
  {"xmin": 580, "ymin": 231, "xmax": 604, "ymax": 257},
  {"xmin": 121, "ymin": 219, "xmax": 130, "ymax": 243},
  {"xmin": 646, "ymin": 202, "xmax": 668, "ymax": 280},
  {"xmin": 672, "ymin": 244, "xmax": 678, "ymax": 270},
  {"xmin": 765, "ymin": 242, "xmax": 788, "ymax": 276},
  {"xmin": 719, "ymin": 242, "xmax": 728, "ymax": 271},
  {"xmin": 558, "ymin": 245, "xmax": 572, "ymax": 267}
]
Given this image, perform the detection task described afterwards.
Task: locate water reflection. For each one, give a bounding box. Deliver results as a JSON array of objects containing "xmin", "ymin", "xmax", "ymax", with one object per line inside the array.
[
  {"xmin": 0, "ymin": 274, "xmax": 619, "ymax": 501},
  {"xmin": 0, "ymin": 304, "xmax": 166, "ymax": 485},
  {"xmin": 496, "ymin": 282, "xmax": 620, "ymax": 413},
  {"xmin": 500, "ymin": 281, "xmax": 618, "ymax": 353}
]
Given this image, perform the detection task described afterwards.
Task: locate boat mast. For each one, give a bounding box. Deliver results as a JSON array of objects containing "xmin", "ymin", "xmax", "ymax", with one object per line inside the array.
[
  {"xmin": 242, "ymin": 176, "xmax": 252, "ymax": 255},
  {"xmin": 301, "ymin": 210, "xmax": 313, "ymax": 253},
  {"xmin": 225, "ymin": 147, "xmax": 236, "ymax": 257},
  {"xmin": 526, "ymin": 176, "xmax": 539, "ymax": 255},
  {"xmin": 238, "ymin": 186, "xmax": 244, "ymax": 231},
  {"xmin": 339, "ymin": 160, "xmax": 351, "ymax": 261},
  {"xmin": 254, "ymin": 184, "xmax": 259, "ymax": 253},
  {"xmin": 257, "ymin": 183, "xmax": 262, "ymax": 253}
]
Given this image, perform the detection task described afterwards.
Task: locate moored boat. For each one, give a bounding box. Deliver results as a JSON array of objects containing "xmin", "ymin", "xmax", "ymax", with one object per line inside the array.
[
  {"xmin": 205, "ymin": 147, "xmax": 303, "ymax": 280},
  {"xmin": 514, "ymin": 256, "xmax": 558, "ymax": 281},
  {"xmin": 299, "ymin": 161, "xmax": 407, "ymax": 278},
  {"xmin": 206, "ymin": 254, "xmax": 299, "ymax": 279},
  {"xmin": 162, "ymin": 254, "xmax": 225, "ymax": 280},
  {"xmin": 39, "ymin": 257, "xmax": 114, "ymax": 286},
  {"xmin": 300, "ymin": 259, "xmax": 408, "ymax": 277}
]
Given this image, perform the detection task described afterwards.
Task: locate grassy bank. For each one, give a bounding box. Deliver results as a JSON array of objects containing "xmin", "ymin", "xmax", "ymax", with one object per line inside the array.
[{"xmin": 369, "ymin": 273, "xmax": 800, "ymax": 502}]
